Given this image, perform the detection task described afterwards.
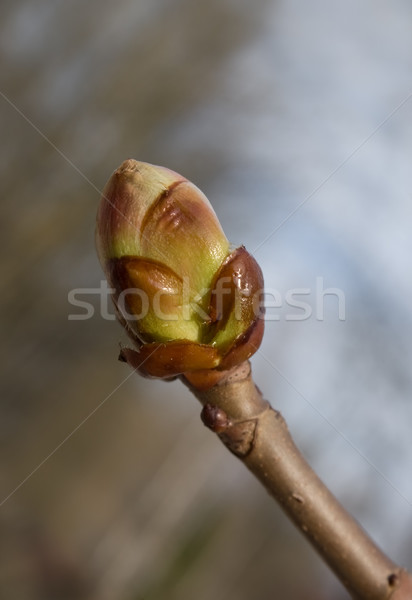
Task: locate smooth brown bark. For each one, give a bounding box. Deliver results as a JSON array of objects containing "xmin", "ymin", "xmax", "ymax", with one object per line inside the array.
[{"xmin": 182, "ymin": 361, "xmax": 412, "ymax": 600}]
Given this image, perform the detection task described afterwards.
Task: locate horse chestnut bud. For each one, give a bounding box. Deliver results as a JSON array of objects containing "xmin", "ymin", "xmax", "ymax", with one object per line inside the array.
[{"xmin": 96, "ymin": 159, "xmax": 264, "ymax": 381}]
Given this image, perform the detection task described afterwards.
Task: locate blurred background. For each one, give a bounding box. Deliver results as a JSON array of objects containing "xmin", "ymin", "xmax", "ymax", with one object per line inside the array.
[{"xmin": 1, "ymin": 0, "xmax": 412, "ymax": 598}]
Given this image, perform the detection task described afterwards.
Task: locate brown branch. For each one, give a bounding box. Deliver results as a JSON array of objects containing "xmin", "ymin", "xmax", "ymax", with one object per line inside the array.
[{"xmin": 182, "ymin": 361, "xmax": 412, "ymax": 600}]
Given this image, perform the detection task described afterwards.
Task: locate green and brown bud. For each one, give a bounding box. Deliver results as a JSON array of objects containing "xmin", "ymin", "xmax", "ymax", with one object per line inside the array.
[{"xmin": 96, "ymin": 159, "xmax": 264, "ymax": 385}]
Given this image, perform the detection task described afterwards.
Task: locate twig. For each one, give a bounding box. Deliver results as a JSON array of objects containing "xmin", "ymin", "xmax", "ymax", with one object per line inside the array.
[
  {"xmin": 182, "ymin": 361, "xmax": 412, "ymax": 600},
  {"xmin": 96, "ymin": 159, "xmax": 412, "ymax": 598}
]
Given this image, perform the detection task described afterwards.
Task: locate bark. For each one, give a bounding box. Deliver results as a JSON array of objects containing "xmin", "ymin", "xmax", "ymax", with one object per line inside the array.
[{"xmin": 182, "ymin": 361, "xmax": 412, "ymax": 600}]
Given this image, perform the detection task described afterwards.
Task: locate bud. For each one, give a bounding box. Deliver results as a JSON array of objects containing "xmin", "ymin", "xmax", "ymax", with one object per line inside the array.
[{"xmin": 96, "ymin": 159, "xmax": 264, "ymax": 382}]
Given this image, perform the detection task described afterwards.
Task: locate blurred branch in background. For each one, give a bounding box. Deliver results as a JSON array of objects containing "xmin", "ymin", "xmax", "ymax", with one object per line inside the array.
[{"xmin": 1, "ymin": 0, "xmax": 412, "ymax": 599}]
